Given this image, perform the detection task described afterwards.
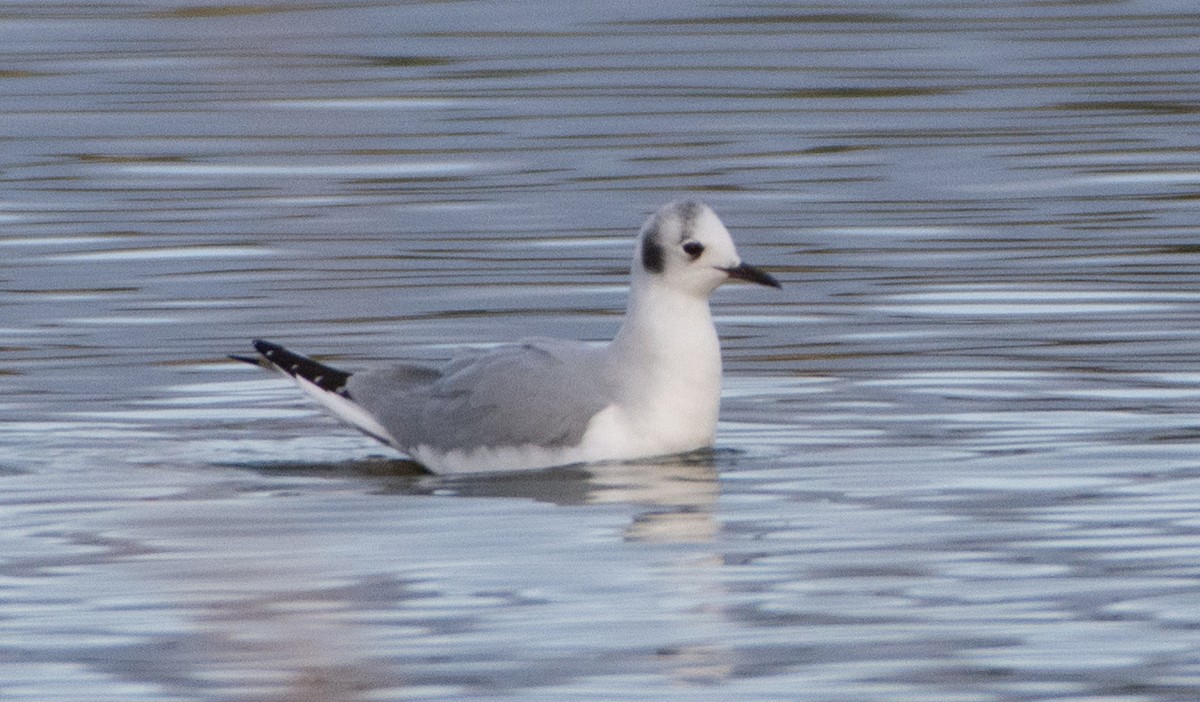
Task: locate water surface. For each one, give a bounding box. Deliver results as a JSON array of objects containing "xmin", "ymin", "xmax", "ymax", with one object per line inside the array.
[{"xmin": 3, "ymin": 1, "xmax": 1200, "ymax": 700}]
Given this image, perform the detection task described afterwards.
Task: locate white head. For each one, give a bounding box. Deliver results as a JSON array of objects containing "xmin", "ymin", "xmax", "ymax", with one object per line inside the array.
[{"xmin": 633, "ymin": 200, "xmax": 781, "ymax": 298}]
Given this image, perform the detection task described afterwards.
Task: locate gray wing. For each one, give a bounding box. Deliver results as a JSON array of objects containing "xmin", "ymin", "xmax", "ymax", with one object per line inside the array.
[{"xmin": 346, "ymin": 340, "xmax": 611, "ymax": 452}]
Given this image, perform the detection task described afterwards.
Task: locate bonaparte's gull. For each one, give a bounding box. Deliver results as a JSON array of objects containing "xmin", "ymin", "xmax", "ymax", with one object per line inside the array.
[{"xmin": 234, "ymin": 200, "xmax": 780, "ymax": 474}]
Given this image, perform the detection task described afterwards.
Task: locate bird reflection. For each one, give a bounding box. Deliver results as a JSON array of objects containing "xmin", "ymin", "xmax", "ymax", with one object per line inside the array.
[
  {"xmin": 247, "ymin": 448, "xmax": 725, "ymax": 543},
  {"xmin": 583, "ymin": 452, "xmax": 720, "ymax": 543},
  {"xmin": 235, "ymin": 449, "xmax": 732, "ymax": 688},
  {"xmin": 388, "ymin": 448, "xmax": 723, "ymax": 543}
]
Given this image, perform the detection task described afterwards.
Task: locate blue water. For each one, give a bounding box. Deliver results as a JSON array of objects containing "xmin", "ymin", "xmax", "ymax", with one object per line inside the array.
[{"xmin": 3, "ymin": 1, "xmax": 1200, "ymax": 699}]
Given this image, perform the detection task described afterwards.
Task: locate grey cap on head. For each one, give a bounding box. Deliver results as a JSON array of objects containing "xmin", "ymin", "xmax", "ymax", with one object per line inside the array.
[{"xmin": 638, "ymin": 200, "xmax": 781, "ymax": 288}]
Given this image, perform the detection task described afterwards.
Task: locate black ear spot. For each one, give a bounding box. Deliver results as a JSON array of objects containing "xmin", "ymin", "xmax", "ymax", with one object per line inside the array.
[
  {"xmin": 641, "ymin": 230, "xmax": 665, "ymax": 273},
  {"xmin": 682, "ymin": 241, "xmax": 704, "ymax": 260}
]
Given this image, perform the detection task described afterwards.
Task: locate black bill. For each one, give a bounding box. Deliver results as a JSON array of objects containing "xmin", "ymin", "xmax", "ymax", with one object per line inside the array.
[{"xmin": 721, "ymin": 262, "xmax": 782, "ymax": 289}]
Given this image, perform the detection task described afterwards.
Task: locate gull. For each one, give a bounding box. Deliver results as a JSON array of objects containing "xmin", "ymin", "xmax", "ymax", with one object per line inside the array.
[{"xmin": 234, "ymin": 200, "xmax": 781, "ymax": 474}]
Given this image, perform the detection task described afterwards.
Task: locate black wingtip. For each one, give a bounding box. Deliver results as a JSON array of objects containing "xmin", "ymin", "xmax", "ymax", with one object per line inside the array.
[
  {"xmin": 252, "ymin": 339, "xmax": 284, "ymax": 357},
  {"xmin": 241, "ymin": 339, "xmax": 354, "ymax": 397}
]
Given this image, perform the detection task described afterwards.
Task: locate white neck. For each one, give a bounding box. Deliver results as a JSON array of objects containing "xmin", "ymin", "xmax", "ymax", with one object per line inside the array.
[{"xmin": 604, "ymin": 277, "xmax": 723, "ymax": 447}]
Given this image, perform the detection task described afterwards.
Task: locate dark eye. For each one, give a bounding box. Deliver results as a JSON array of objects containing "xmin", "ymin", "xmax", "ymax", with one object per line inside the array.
[{"xmin": 682, "ymin": 241, "xmax": 704, "ymax": 260}]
